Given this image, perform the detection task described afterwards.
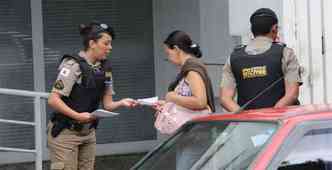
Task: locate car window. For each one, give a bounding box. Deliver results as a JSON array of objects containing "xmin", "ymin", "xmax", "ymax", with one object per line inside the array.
[
  {"xmin": 132, "ymin": 121, "xmax": 277, "ymax": 170},
  {"xmin": 277, "ymin": 128, "xmax": 332, "ymax": 170},
  {"xmin": 195, "ymin": 122, "xmax": 276, "ymax": 170}
]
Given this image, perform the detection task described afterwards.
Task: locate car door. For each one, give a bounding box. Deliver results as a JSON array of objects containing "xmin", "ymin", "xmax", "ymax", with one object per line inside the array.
[{"xmin": 267, "ymin": 119, "xmax": 332, "ymax": 170}]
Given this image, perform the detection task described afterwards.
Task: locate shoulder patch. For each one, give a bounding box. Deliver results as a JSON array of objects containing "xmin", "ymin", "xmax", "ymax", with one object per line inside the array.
[
  {"xmin": 233, "ymin": 44, "xmax": 246, "ymax": 51},
  {"xmin": 53, "ymin": 80, "xmax": 64, "ymax": 90},
  {"xmin": 59, "ymin": 67, "xmax": 71, "ymax": 77},
  {"xmin": 59, "ymin": 59, "xmax": 80, "ymax": 75}
]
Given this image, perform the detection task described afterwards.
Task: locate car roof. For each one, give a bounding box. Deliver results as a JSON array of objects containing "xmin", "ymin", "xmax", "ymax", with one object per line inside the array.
[{"xmin": 195, "ymin": 104, "xmax": 332, "ymax": 123}]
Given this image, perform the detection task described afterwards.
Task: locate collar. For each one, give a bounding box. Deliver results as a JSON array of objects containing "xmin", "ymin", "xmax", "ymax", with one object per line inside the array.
[
  {"xmin": 245, "ymin": 36, "xmax": 273, "ymax": 55},
  {"xmin": 78, "ymin": 51, "xmax": 101, "ymax": 67},
  {"xmin": 251, "ymin": 36, "xmax": 273, "ymax": 43}
]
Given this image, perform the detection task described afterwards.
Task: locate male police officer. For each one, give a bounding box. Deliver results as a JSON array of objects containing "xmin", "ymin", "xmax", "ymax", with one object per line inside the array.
[{"xmin": 219, "ymin": 8, "xmax": 302, "ymax": 112}]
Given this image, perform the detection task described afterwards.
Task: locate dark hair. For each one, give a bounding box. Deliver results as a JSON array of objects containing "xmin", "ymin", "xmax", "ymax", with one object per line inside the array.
[
  {"xmin": 250, "ymin": 8, "xmax": 278, "ymax": 36},
  {"xmin": 79, "ymin": 21, "xmax": 115, "ymax": 50},
  {"xmin": 164, "ymin": 30, "xmax": 202, "ymax": 58}
]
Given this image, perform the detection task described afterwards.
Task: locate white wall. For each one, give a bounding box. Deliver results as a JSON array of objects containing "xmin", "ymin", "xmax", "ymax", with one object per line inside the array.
[
  {"xmin": 200, "ymin": 0, "xmax": 233, "ymax": 64},
  {"xmin": 283, "ymin": 0, "xmax": 312, "ymax": 104},
  {"xmin": 323, "ymin": 0, "xmax": 332, "ymax": 103},
  {"xmin": 283, "ymin": 0, "xmax": 332, "ymax": 104},
  {"xmin": 229, "ymin": 0, "xmax": 283, "ymax": 39}
]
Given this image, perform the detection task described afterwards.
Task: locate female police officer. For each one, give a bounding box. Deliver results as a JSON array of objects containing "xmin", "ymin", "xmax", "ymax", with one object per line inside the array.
[{"xmin": 47, "ymin": 21, "xmax": 137, "ymax": 170}]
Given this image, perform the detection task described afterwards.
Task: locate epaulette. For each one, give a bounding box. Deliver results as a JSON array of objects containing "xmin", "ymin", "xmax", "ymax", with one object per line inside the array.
[
  {"xmin": 273, "ymin": 41, "xmax": 287, "ymax": 47},
  {"xmin": 61, "ymin": 54, "xmax": 84, "ymax": 63},
  {"xmin": 233, "ymin": 44, "xmax": 246, "ymax": 51}
]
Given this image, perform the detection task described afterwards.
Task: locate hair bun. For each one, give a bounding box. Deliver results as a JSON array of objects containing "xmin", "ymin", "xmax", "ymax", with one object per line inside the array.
[
  {"xmin": 79, "ymin": 24, "xmax": 91, "ymax": 36},
  {"xmin": 190, "ymin": 43, "xmax": 197, "ymax": 48},
  {"xmin": 164, "ymin": 30, "xmax": 203, "ymax": 58},
  {"xmin": 192, "ymin": 44, "xmax": 202, "ymax": 58}
]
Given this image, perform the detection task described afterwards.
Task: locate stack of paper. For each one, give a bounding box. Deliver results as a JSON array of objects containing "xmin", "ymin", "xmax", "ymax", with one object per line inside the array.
[
  {"xmin": 91, "ymin": 109, "xmax": 120, "ymax": 118},
  {"xmin": 137, "ymin": 96, "xmax": 159, "ymax": 106}
]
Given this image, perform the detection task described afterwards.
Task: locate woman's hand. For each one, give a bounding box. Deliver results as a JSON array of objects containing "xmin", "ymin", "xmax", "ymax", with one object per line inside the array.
[
  {"xmin": 120, "ymin": 98, "xmax": 138, "ymax": 108},
  {"xmin": 165, "ymin": 91, "xmax": 177, "ymax": 102},
  {"xmin": 152, "ymin": 100, "xmax": 166, "ymax": 111},
  {"xmin": 152, "ymin": 100, "xmax": 166, "ymax": 117}
]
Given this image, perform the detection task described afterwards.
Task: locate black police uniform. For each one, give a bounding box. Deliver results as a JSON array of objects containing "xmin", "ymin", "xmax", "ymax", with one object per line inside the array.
[
  {"xmin": 50, "ymin": 54, "xmax": 112, "ymax": 137},
  {"xmin": 230, "ymin": 43, "xmax": 286, "ymax": 110}
]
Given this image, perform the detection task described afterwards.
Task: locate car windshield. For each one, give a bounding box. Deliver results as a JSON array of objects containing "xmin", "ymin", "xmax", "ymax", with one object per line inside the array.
[{"xmin": 132, "ymin": 121, "xmax": 278, "ymax": 170}]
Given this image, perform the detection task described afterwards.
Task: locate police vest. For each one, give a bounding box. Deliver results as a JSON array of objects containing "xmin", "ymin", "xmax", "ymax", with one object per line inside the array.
[
  {"xmin": 52, "ymin": 54, "xmax": 112, "ymax": 129},
  {"xmin": 230, "ymin": 43, "xmax": 285, "ymax": 110}
]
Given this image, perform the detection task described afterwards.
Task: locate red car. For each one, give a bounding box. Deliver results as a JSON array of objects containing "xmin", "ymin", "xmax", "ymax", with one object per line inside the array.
[{"xmin": 132, "ymin": 104, "xmax": 332, "ymax": 170}]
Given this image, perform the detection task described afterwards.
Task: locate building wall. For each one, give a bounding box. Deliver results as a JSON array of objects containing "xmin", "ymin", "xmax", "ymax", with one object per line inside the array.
[
  {"xmin": 0, "ymin": 0, "xmax": 157, "ymax": 165},
  {"xmin": 153, "ymin": 0, "xmax": 234, "ymax": 101},
  {"xmin": 282, "ymin": 0, "xmax": 332, "ymax": 105},
  {"xmin": 153, "ymin": 0, "xmax": 201, "ymax": 98},
  {"xmin": 229, "ymin": 0, "xmax": 283, "ymax": 38}
]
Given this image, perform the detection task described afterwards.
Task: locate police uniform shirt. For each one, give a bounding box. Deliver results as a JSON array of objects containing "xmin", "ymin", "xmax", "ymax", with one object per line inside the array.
[
  {"xmin": 52, "ymin": 51, "xmax": 115, "ymax": 96},
  {"xmin": 220, "ymin": 36, "xmax": 302, "ymax": 89}
]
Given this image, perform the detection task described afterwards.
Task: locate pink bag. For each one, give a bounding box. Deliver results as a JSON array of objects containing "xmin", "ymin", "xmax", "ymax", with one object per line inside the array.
[{"xmin": 154, "ymin": 102, "xmax": 210, "ymax": 135}]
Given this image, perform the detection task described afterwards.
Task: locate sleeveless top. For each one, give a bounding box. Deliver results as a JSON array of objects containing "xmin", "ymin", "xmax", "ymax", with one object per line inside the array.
[
  {"xmin": 175, "ymin": 78, "xmax": 211, "ymax": 112},
  {"xmin": 175, "ymin": 79, "xmax": 192, "ymax": 97}
]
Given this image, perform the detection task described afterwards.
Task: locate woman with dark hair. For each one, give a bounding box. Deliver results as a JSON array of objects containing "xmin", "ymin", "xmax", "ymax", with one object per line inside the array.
[
  {"xmin": 156, "ymin": 30, "xmax": 215, "ymax": 113},
  {"xmin": 47, "ymin": 21, "xmax": 137, "ymax": 170},
  {"xmin": 155, "ymin": 30, "xmax": 215, "ymax": 169}
]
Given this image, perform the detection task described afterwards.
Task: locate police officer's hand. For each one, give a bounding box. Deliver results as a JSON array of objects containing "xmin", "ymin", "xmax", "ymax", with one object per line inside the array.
[
  {"xmin": 76, "ymin": 112, "xmax": 96, "ymax": 123},
  {"xmin": 120, "ymin": 98, "xmax": 138, "ymax": 108}
]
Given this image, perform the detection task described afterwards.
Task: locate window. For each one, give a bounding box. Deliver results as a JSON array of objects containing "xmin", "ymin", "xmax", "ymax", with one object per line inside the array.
[
  {"xmin": 278, "ymin": 128, "xmax": 332, "ymax": 170},
  {"xmin": 0, "ymin": 0, "xmax": 35, "ymax": 150},
  {"xmin": 134, "ymin": 121, "xmax": 278, "ymax": 170}
]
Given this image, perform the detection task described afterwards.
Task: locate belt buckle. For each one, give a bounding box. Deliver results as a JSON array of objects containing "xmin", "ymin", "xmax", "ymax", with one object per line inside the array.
[
  {"xmin": 69, "ymin": 124, "xmax": 75, "ymax": 131},
  {"xmin": 69, "ymin": 123, "xmax": 82, "ymax": 131}
]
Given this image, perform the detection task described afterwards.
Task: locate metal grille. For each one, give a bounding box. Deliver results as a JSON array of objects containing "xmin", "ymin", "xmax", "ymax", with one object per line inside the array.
[{"xmin": 0, "ymin": 0, "xmax": 35, "ymax": 149}]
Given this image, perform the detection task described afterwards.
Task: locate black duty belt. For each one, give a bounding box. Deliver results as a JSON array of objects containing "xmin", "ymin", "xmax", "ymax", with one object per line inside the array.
[{"xmin": 51, "ymin": 113, "xmax": 95, "ymax": 133}]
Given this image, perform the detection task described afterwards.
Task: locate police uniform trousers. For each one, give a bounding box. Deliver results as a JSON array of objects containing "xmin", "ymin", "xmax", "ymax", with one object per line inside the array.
[{"xmin": 47, "ymin": 122, "xmax": 96, "ymax": 170}]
